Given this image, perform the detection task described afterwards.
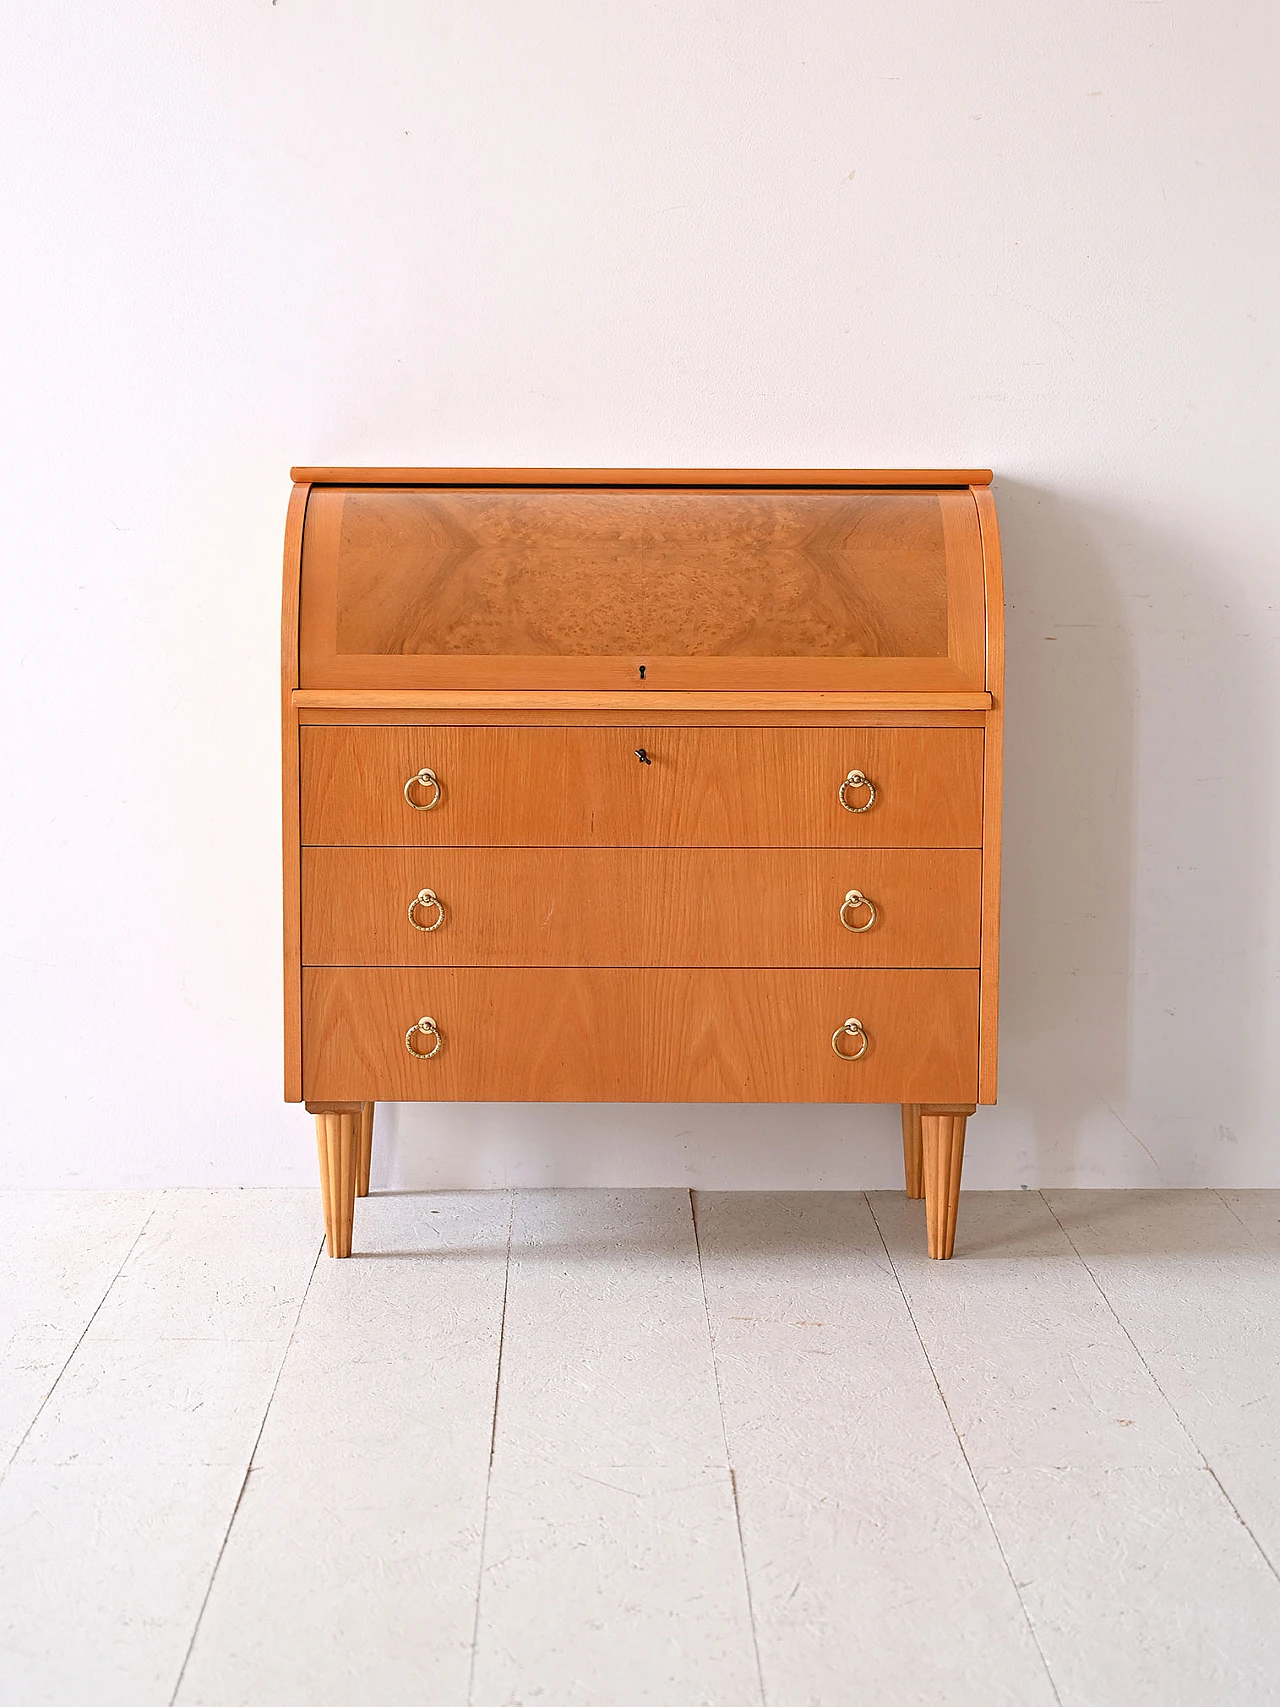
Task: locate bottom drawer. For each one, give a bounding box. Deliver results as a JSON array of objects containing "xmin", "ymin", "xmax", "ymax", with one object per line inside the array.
[{"xmin": 302, "ymin": 968, "xmax": 978, "ymax": 1103}]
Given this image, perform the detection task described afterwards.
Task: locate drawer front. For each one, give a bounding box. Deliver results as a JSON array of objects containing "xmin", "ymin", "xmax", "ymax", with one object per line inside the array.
[
  {"xmin": 302, "ymin": 967, "xmax": 979, "ymax": 1103},
  {"xmin": 300, "ymin": 725, "xmax": 984, "ymax": 847},
  {"xmin": 302, "ymin": 847, "xmax": 982, "ymax": 968}
]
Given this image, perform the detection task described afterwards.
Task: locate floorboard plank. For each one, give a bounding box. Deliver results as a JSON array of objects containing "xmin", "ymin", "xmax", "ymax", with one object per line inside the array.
[
  {"xmin": 1046, "ymin": 1188, "xmax": 1280, "ymax": 1577},
  {"xmin": 0, "ymin": 1190, "xmax": 158, "ymax": 1468},
  {"xmin": 5, "ymin": 1186, "xmax": 1279, "ymax": 1706},
  {"xmin": 174, "ymin": 1190, "xmax": 513, "ymax": 1707},
  {"xmin": 876, "ymin": 1189, "xmax": 1280, "ymax": 1706},
  {"xmin": 980, "ymin": 1463, "xmax": 1280, "ymax": 1706},
  {"xmin": 697, "ymin": 1190, "xmax": 1057, "ymax": 1706},
  {"xmin": 0, "ymin": 1190, "xmax": 322, "ymax": 1707},
  {"xmin": 469, "ymin": 1188, "xmax": 761, "ymax": 1707},
  {"xmin": 1216, "ymin": 1189, "xmax": 1280, "ymax": 1248}
]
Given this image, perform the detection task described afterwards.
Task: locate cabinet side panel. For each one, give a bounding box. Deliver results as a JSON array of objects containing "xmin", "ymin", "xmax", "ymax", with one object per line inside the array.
[
  {"xmin": 282, "ymin": 481, "xmax": 310, "ymax": 1101},
  {"xmin": 939, "ymin": 488, "xmax": 988, "ymax": 688},
  {"xmin": 974, "ymin": 485, "xmax": 1004, "ymax": 1102}
]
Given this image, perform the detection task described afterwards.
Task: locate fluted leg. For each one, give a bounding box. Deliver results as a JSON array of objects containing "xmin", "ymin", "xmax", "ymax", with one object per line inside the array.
[
  {"xmin": 357, "ymin": 1102, "xmax": 374, "ymax": 1198},
  {"xmin": 920, "ymin": 1104, "xmax": 976, "ymax": 1259},
  {"xmin": 313, "ymin": 1110, "xmax": 359, "ymax": 1258},
  {"xmin": 901, "ymin": 1104, "xmax": 923, "ymax": 1198}
]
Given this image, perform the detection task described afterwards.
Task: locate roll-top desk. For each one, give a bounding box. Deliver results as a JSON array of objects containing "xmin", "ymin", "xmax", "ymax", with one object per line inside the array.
[{"xmin": 282, "ymin": 468, "xmax": 1003, "ymax": 1259}]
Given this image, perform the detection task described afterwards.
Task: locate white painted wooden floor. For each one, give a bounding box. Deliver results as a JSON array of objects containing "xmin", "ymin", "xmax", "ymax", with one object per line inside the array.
[{"xmin": 1, "ymin": 1188, "xmax": 1278, "ymax": 1706}]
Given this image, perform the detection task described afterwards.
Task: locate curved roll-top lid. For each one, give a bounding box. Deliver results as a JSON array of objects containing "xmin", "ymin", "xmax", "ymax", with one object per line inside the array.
[{"xmin": 293, "ymin": 473, "xmax": 996, "ymax": 693}]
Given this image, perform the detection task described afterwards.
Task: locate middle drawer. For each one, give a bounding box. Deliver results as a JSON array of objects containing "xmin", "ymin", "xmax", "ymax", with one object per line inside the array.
[{"xmin": 302, "ymin": 847, "xmax": 982, "ymax": 968}]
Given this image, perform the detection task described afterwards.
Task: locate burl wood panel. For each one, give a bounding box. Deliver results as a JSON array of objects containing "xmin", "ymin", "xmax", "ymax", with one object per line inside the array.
[
  {"xmin": 331, "ymin": 488, "xmax": 949, "ymax": 658},
  {"xmin": 297, "ymin": 484, "xmax": 988, "ymax": 691},
  {"xmin": 301, "ymin": 967, "xmax": 980, "ymax": 1103},
  {"xmin": 301, "ymin": 847, "xmax": 983, "ymax": 969},
  {"xmin": 299, "ymin": 726, "xmax": 985, "ymax": 849}
]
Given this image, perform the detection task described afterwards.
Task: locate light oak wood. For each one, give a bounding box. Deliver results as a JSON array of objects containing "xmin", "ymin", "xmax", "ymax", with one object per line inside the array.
[
  {"xmin": 920, "ymin": 1104, "xmax": 976, "ymax": 1259},
  {"xmin": 942, "ymin": 493, "xmax": 987, "ymax": 697},
  {"xmin": 299, "ymin": 706, "xmax": 989, "ymax": 728},
  {"xmin": 291, "ymin": 466, "xmax": 995, "ymax": 487},
  {"xmin": 357, "ymin": 1102, "xmax": 373, "ymax": 1198},
  {"xmin": 301, "ymin": 967, "xmax": 979, "ymax": 1104},
  {"xmin": 300, "ymin": 847, "xmax": 983, "ymax": 969},
  {"xmin": 300, "ymin": 725, "xmax": 984, "ymax": 849},
  {"xmin": 974, "ymin": 485, "xmax": 1004, "ymax": 1103},
  {"xmin": 314, "ymin": 1110, "xmax": 359, "ymax": 1257},
  {"xmin": 281, "ymin": 482, "xmax": 310, "ymax": 1102},
  {"xmin": 300, "ymin": 658, "xmax": 989, "ymax": 693},
  {"xmin": 298, "ymin": 485, "xmax": 987, "ymax": 692},
  {"xmin": 901, "ymin": 1103, "xmax": 924, "ymax": 1198},
  {"xmin": 282, "ymin": 468, "xmax": 1003, "ymax": 1259},
  {"xmin": 293, "ymin": 690, "xmax": 994, "ymax": 711}
]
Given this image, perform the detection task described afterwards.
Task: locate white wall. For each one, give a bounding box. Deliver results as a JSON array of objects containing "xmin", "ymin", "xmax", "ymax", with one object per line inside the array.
[{"xmin": 3, "ymin": 2, "xmax": 1276, "ymax": 1190}]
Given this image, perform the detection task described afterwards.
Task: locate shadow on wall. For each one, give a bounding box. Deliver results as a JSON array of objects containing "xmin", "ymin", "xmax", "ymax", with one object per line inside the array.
[
  {"xmin": 984, "ymin": 479, "xmax": 1137, "ymax": 1185},
  {"xmin": 378, "ymin": 479, "xmax": 1270, "ymax": 1191},
  {"xmin": 376, "ymin": 1099, "xmax": 905, "ymax": 1194},
  {"xmin": 985, "ymin": 478, "xmax": 1272, "ymax": 1187}
]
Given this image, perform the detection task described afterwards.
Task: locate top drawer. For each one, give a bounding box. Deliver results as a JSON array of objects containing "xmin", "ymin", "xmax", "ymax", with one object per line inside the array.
[{"xmin": 300, "ymin": 726, "xmax": 983, "ymax": 847}]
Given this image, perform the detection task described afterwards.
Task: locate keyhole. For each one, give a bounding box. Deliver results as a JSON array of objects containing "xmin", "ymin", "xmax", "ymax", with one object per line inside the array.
[
  {"xmin": 638, "ymin": 664, "xmax": 646, "ymax": 680},
  {"xmin": 635, "ymin": 748, "xmax": 652, "ymax": 765}
]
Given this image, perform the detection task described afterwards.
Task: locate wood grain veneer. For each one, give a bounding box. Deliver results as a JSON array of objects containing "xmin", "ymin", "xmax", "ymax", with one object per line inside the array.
[
  {"xmin": 302, "ymin": 967, "xmax": 980, "ymax": 1104},
  {"xmin": 297, "ymin": 707, "xmax": 990, "ymax": 728},
  {"xmin": 292, "ymin": 691, "xmax": 994, "ymax": 711},
  {"xmin": 298, "ymin": 483, "xmax": 986, "ymax": 692},
  {"xmin": 282, "ymin": 466, "xmax": 1004, "ymax": 1259},
  {"xmin": 974, "ymin": 484, "xmax": 1004, "ymax": 1102},
  {"xmin": 331, "ymin": 488, "xmax": 950, "ymax": 658},
  {"xmin": 281, "ymin": 480, "xmax": 310, "ymax": 1101},
  {"xmin": 301, "ymin": 847, "xmax": 983, "ymax": 969},
  {"xmin": 292, "ymin": 466, "xmax": 994, "ymax": 487},
  {"xmin": 299, "ymin": 725, "xmax": 984, "ymax": 849}
]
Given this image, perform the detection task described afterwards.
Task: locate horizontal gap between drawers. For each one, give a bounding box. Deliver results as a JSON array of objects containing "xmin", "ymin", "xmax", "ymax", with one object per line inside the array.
[
  {"xmin": 297, "ymin": 842, "xmax": 987, "ymax": 851},
  {"xmin": 300, "ymin": 962, "xmax": 983, "ymax": 971}
]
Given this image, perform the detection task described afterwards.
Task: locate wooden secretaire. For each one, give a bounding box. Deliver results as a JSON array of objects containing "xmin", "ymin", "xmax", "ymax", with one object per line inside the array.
[{"xmin": 282, "ymin": 467, "xmax": 1002, "ymax": 1259}]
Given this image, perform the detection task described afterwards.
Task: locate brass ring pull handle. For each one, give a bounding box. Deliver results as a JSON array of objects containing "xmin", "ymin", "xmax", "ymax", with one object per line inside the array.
[
  {"xmin": 404, "ymin": 767, "xmax": 441, "ymax": 810},
  {"xmin": 839, "ymin": 889, "xmax": 878, "ymax": 933},
  {"xmin": 831, "ymin": 1017, "xmax": 869, "ymax": 1061},
  {"xmin": 839, "ymin": 769, "xmax": 876, "ymax": 813},
  {"xmin": 407, "ymin": 887, "xmax": 445, "ymax": 932},
  {"xmin": 405, "ymin": 1015, "xmax": 442, "ymax": 1059}
]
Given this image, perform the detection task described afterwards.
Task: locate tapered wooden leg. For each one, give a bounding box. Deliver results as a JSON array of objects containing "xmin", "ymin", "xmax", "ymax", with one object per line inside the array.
[
  {"xmin": 313, "ymin": 1110, "xmax": 359, "ymax": 1258},
  {"xmin": 357, "ymin": 1102, "xmax": 374, "ymax": 1198},
  {"xmin": 901, "ymin": 1104, "xmax": 923, "ymax": 1198},
  {"xmin": 920, "ymin": 1104, "xmax": 976, "ymax": 1259}
]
